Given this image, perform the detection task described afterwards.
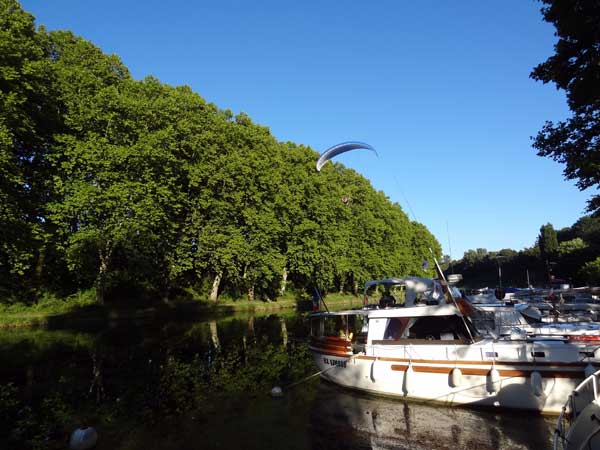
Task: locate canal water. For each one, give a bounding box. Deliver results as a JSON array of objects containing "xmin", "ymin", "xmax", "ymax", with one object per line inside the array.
[{"xmin": 0, "ymin": 312, "xmax": 554, "ymax": 449}]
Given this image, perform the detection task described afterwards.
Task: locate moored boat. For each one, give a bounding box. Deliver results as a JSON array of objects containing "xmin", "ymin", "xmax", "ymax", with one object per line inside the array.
[{"xmin": 308, "ymin": 276, "xmax": 600, "ymax": 414}]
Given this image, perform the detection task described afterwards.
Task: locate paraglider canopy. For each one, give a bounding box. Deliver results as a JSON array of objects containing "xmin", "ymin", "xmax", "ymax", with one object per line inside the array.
[{"xmin": 316, "ymin": 142, "xmax": 377, "ymax": 172}]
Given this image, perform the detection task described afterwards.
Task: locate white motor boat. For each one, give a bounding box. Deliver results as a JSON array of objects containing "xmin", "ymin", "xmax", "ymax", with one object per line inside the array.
[
  {"xmin": 308, "ymin": 277, "xmax": 600, "ymax": 414},
  {"xmin": 472, "ymin": 303, "xmax": 600, "ymax": 341}
]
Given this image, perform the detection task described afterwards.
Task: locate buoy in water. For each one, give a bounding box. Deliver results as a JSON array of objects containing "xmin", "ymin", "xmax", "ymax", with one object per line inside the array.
[
  {"xmin": 449, "ymin": 368, "xmax": 463, "ymax": 388},
  {"xmin": 270, "ymin": 386, "xmax": 283, "ymax": 397},
  {"xmin": 69, "ymin": 427, "xmax": 98, "ymax": 450},
  {"xmin": 530, "ymin": 371, "xmax": 543, "ymax": 397},
  {"xmin": 486, "ymin": 368, "xmax": 500, "ymax": 394}
]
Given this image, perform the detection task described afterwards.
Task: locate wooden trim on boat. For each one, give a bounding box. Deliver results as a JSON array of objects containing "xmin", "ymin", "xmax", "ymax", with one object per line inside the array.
[
  {"xmin": 310, "ymin": 336, "xmax": 350, "ymax": 345},
  {"xmin": 357, "ymin": 355, "xmax": 594, "ymax": 368},
  {"xmin": 309, "ymin": 347, "xmax": 353, "ymax": 358},
  {"xmin": 309, "ymin": 342, "xmax": 352, "ymax": 352},
  {"xmin": 372, "ymin": 339, "xmax": 470, "ymax": 345},
  {"xmin": 389, "ymin": 364, "xmax": 584, "ymax": 378}
]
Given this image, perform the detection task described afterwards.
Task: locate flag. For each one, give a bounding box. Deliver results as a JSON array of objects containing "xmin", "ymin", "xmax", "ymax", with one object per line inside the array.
[{"xmin": 312, "ymin": 288, "xmax": 320, "ymax": 311}]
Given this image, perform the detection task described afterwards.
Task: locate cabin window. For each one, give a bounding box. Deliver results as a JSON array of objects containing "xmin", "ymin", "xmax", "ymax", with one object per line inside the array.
[
  {"xmin": 409, "ymin": 316, "xmax": 475, "ymax": 340},
  {"xmin": 311, "ymin": 315, "xmax": 367, "ymax": 340},
  {"xmin": 324, "ymin": 316, "xmax": 345, "ymax": 337},
  {"xmin": 383, "ymin": 318, "xmax": 413, "ymax": 340},
  {"xmin": 383, "ymin": 315, "xmax": 476, "ymax": 341},
  {"xmin": 469, "ymin": 309, "xmax": 496, "ymax": 333}
]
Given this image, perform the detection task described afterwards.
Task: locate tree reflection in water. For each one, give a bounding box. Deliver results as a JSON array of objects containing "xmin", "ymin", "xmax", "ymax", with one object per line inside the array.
[{"xmin": 0, "ymin": 314, "xmax": 555, "ymax": 450}]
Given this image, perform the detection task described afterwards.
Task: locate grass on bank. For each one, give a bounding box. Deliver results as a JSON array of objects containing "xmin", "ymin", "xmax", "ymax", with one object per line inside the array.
[
  {"xmin": 0, "ymin": 288, "xmax": 360, "ymax": 328},
  {"xmin": 0, "ymin": 290, "xmax": 97, "ymax": 327}
]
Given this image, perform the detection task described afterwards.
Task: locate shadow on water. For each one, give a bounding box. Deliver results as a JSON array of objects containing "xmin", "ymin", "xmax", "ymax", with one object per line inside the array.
[{"xmin": 0, "ymin": 312, "xmax": 555, "ymax": 450}]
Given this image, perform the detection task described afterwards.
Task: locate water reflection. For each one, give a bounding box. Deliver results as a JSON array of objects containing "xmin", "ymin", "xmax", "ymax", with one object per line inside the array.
[
  {"xmin": 0, "ymin": 313, "xmax": 554, "ymax": 450},
  {"xmin": 309, "ymin": 382, "xmax": 554, "ymax": 450}
]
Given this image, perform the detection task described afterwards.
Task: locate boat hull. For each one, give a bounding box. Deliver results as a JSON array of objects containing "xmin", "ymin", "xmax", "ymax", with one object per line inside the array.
[{"xmin": 312, "ymin": 351, "xmax": 585, "ymax": 414}]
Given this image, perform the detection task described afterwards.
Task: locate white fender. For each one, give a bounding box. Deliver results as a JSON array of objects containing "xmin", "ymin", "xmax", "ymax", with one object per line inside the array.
[
  {"xmin": 585, "ymin": 363, "xmax": 596, "ymax": 378},
  {"xmin": 486, "ymin": 368, "xmax": 500, "ymax": 394},
  {"xmin": 403, "ymin": 363, "xmax": 414, "ymax": 394},
  {"xmin": 530, "ymin": 371, "xmax": 543, "ymax": 397},
  {"xmin": 370, "ymin": 360, "xmax": 377, "ymax": 382},
  {"xmin": 450, "ymin": 368, "xmax": 463, "ymax": 388}
]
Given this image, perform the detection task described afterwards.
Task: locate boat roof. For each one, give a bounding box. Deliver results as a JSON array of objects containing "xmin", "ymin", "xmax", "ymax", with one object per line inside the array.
[
  {"xmin": 309, "ymin": 304, "xmax": 461, "ymax": 319},
  {"xmin": 309, "ymin": 309, "xmax": 371, "ymax": 318},
  {"xmin": 367, "ymin": 304, "xmax": 460, "ymax": 319},
  {"xmin": 364, "ymin": 277, "xmax": 434, "ymax": 291}
]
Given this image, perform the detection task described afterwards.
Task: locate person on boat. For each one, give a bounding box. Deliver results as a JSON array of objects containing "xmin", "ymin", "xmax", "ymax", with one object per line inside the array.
[
  {"xmin": 379, "ymin": 291, "xmax": 396, "ymax": 308},
  {"xmin": 337, "ymin": 316, "xmax": 353, "ymax": 340}
]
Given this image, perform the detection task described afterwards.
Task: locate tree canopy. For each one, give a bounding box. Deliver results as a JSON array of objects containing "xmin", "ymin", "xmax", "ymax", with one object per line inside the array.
[
  {"xmin": 0, "ymin": 1, "xmax": 442, "ymax": 305},
  {"xmin": 531, "ymin": 0, "xmax": 600, "ymax": 214}
]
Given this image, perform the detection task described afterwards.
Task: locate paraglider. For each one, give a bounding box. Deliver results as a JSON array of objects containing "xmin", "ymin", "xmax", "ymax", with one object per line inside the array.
[{"xmin": 316, "ymin": 142, "xmax": 377, "ymax": 172}]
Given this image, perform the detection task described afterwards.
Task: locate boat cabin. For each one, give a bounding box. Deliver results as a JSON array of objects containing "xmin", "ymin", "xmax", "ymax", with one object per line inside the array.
[{"xmin": 366, "ymin": 304, "xmax": 480, "ymax": 345}]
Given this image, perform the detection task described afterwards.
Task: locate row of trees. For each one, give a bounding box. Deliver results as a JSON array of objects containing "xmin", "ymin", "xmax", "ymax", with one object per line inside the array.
[
  {"xmin": 0, "ymin": 1, "xmax": 441, "ymax": 305},
  {"xmin": 451, "ymin": 215, "xmax": 600, "ymax": 288}
]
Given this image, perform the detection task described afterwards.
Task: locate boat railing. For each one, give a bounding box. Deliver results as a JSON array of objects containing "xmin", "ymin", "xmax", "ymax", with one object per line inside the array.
[{"xmin": 554, "ymin": 369, "xmax": 600, "ymax": 450}]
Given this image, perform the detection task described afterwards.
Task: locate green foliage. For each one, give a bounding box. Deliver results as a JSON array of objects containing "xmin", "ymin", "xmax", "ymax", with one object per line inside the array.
[
  {"xmin": 580, "ymin": 258, "xmax": 600, "ymax": 286},
  {"xmin": 558, "ymin": 238, "xmax": 587, "ymax": 256},
  {"xmin": 157, "ymin": 355, "xmax": 207, "ymax": 416},
  {"xmin": 453, "ymin": 216, "xmax": 600, "ymax": 287},
  {"xmin": 0, "ymin": 2, "xmax": 442, "ymax": 306},
  {"xmin": 0, "ymin": 384, "xmax": 72, "ymax": 450},
  {"xmin": 538, "ymin": 223, "xmax": 559, "ymax": 259},
  {"xmin": 531, "ymin": 0, "xmax": 600, "ymax": 214},
  {"xmin": 0, "ymin": 0, "xmax": 57, "ymax": 300},
  {"xmin": 0, "ymin": 383, "xmax": 19, "ymax": 436}
]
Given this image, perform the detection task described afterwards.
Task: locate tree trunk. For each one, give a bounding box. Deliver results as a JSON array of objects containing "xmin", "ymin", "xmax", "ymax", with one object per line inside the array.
[
  {"xmin": 247, "ymin": 317, "xmax": 255, "ymax": 340},
  {"xmin": 279, "ymin": 317, "xmax": 288, "ymax": 347},
  {"xmin": 242, "ymin": 335, "xmax": 248, "ymax": 363},
  {"xmin": 34, "ymin": 246, "xmax": 46, "ymax": 296},
  {"xmin": 209, "ymin": 272, "xmax": 222, "ymax": 302},
  {"xmin": 95, "ymin": 241, "xmax": 113, "ymax": 305},
  {"xmin": 279, "ymin": 267, "xmax": 288, "ymax": 297},
  {"xmin": 209, "ymin": 321, "xmax": 220, "ymax": 349},
  {"xmin": 90, "ymin": 349, "xmax": 105, "ymax": 403}
]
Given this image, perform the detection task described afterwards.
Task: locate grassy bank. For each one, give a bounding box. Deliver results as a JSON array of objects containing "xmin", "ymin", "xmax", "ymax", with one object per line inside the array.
[{"xmin": 0, "ymin": 290, "xmax": 361, "ymax": 328}]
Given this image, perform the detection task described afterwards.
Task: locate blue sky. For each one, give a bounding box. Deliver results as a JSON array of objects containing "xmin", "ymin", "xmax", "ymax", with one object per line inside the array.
[{"xmin": 21, "ymin": 0, "xmax": 591, "ymax": 259}]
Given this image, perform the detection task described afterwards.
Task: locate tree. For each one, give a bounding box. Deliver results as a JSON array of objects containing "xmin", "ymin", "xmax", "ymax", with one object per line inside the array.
[
  {"xmin": 538, "ymin": 223, "xmax": 559, "ymax": 259},
  {"xmin": 531, "ymin": 0, "xmax": 600, "ymax": 214},
  {"xmin": 0, "ymin": 0, "xmax": 58, "ymax": 300},
  {"xmin": 0, "ymin": 2, "xmax": 445, "ymax": 305},
  {"xmin": 580, "ymin": 257, "xmax": 600, "ymax": 285}
]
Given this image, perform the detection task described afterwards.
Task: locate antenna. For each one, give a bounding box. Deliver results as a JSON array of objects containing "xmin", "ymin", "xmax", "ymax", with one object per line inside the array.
[
  {"xmin": 393, "ymin": 176, "xmax": 418, "ymax": 222},
  {"xmin": 446, "ymin": 221, "xmax": 454, "ymax": 274},
  {"xmin": 429, "ymin": 248, "xmax": 475, "ymax": 343}
]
